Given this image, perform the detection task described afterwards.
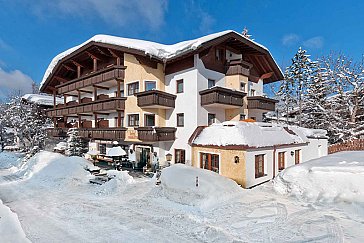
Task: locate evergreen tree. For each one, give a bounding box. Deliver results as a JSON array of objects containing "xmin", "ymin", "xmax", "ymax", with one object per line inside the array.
[{"xmin": 66, "ymin": 128, "xmax": 87, "ymax": 157}]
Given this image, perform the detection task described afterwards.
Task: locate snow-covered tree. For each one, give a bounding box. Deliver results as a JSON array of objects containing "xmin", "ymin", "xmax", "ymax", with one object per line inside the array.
[
  {"xmin": 0, "ymin": 95, "xmax": 51, "ymax": 152},
  {"xmin": 66, "ymin": 128, "xmax": 87, "ymax": 157}
]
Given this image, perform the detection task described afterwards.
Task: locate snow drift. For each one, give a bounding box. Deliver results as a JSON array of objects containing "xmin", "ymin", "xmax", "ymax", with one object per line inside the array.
[
  {"xmin": 0, "ymin": 152, "xmax": 23, "ymax": 170},
  {"xmin": 274, "ymin": 151, "xmax": 364, "ymax": 203},
  {"xmin": 95, "ymin": 170, "xmax": 134, "ymax": 195},
  {"xmin": 0, "ymin": 199, "xmax": 30, "ymax": 243},
  {"xmin": 15, "ymin": 151, "xmax": 90, "ymax": 189},
  {"xmin": 159, "ymin": 164, "xmax": 243, "ymax": 208}
]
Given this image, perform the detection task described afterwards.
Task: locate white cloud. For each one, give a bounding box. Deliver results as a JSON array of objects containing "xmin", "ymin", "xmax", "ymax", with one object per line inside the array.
[
  {"xmin": 303, "ymin": 36, "xmax": 324, "ymax": 49},
  {"xmin": 0, "ymin": 68, "xmax": 33, "ymax": 97},
  {"xmin": 282, "ymin": 34, "xmax": 300, "ymax": 46},
  {"xmin": 25, "ymin": 0, "xmax": 168, "ymax": 29}
]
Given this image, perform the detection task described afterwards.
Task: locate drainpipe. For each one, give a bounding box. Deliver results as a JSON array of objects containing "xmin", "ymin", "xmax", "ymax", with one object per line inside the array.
[{"xmin": 272, "ymin": 145, "xmax": 276, "ymax": 179}]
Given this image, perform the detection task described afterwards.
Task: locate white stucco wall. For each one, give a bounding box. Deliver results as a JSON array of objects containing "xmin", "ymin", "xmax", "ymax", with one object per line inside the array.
[
  {"xmin": 245, "ymin": 148, "xmax": 274, "ymax": 188},
  {"xmin": 302, "ymin": 138, "xmax": 328, "ymax": 162},
  {"xmin": 248, "ymin": 80, "xmax": 263, "ymax": 96}
]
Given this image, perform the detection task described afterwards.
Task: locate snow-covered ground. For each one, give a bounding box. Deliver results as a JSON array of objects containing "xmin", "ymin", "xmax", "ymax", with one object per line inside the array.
[{"xmin": 0, "ymin": 151, "xmax": 363, "ymax": 242}]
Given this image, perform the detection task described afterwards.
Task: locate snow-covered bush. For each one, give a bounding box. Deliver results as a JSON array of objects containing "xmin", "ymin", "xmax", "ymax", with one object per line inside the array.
[{"xmin": 66, "ymin": 128, "xmax": 88, "ymax": 157}]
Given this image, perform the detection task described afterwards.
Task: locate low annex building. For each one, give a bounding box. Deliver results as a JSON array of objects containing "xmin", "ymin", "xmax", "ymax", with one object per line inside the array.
[{"xmin": 189, "ymin": 121, "xmax": 328, "ymax": 188}]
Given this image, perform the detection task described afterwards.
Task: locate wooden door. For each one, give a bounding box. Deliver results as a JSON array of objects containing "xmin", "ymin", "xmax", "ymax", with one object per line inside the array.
[
  {"xmin": 295, "ymin": 150, "xmax": 300, "ymax": 165},
  {"xmin": 278, "ymin": 152, "xmax": 285, "ymax": 171}
]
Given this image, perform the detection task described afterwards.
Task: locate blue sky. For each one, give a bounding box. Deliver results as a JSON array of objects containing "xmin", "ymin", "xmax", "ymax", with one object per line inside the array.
[{"xmin": 0, "ymin": 0, "xmax": 363, "ymax": 96}]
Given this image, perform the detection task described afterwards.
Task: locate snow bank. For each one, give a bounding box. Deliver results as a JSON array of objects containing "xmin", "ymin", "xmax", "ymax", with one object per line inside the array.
[
  {"xmin": 160, "ymin": 164, "xmax": 243, "ymax": 209},
  {"xmin": 0, "ymin": 199, "xmax": 30, "ymax": 243},
  {"xmin": 274, "ymin": 151, "xmax": 364, "ymax": 203},
  {"xmin": 193, "ymin": 121, "xmax": 307, "ymax": 148},
  {"xmin": 15, "ymin": 151, "xmax": 90, "ymax": 189},
  {"xmin": 95, "ymin": 170, "xmax": 134, "ymax": 195},
  {"xmin": 0, "ymin": 152, "xmax": 23, "ymax": 170}
]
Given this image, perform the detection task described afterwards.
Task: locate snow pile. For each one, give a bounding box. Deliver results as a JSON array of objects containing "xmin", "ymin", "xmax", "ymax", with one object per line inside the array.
[
  {"xmin": 193, "ymin": 121, "xmax": 307, "ymax": 148},
  {"xmin": 21, "ymin": 93, "xmax": 63, "ymax": 106},
  {"xmin": 288, "ymin": 126, "xmax": 327, "ymax": 139},
  {"xmin": 274, "ymin": 151, "xmax": 364, "ymax": 203},
  {"xmin": 0, "ymin": 152, "xmax": 23, "ymax": 170},
  {"xmin": 15, "ymin": 151, "xmax": 90, "ymax": 189},
  {"xmin": 159, "ymin": 164, "xmax": 243, "ymax": 208},
  {"xmin": 0, "ymin": 199, "xmax": 30, "ymax": 243},
  {"xmin": 95, "ymin": 170, "xmax": 134, "ymax": 195}
]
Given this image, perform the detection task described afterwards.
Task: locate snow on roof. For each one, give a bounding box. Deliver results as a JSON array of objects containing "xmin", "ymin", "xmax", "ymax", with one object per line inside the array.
[
  {"xmin": 40, "ymin": 30, "xmax": 273, "ymax": 90},
  {"xmin": 22, "ymin": 93, "xmax": 63, "ymax": 106},
  {"xmin": 192, "ymin": 121, "xmax": 320, "ymax": 148},
  {"xmin": 192, "ymin": 122, "xmax": 328, "ymax": 148}
]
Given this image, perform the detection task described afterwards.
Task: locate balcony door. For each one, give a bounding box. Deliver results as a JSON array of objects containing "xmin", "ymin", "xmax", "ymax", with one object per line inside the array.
[{"xmin": 200, "ymin": 152, "xmax": 219, "ymax": 173}]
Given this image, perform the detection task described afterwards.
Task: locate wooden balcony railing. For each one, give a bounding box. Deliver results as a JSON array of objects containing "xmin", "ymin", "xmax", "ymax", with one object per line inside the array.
[
  {"xmin": 247, "ymin": 96, "xmax": 278, "ymax": 111},
  {"xmin": 46, "ymin": 97, "xmax": 126, "ymax": 117},
  {"xmin": 136, "ymin": 90, "xmax": 176, "ymax": 109},
  {"xmin": 226, "ymin": 59, "xmax": 253, "ymax": 76},
  {"xmin": 47, "ymin": 128, "xmax": 68, "ymax": 137},
  {"xmin": 78, "ymin": 128, "xmax": 127, "ymax": 140},
  {"xmin": 199, "ymin": 86, "xmax": 246, "ymax": 107},
  {"xmin": 56, "ymin": 65, "xmax": 126, "ymax": 94},
  {"xmin": 136, "ymin": 127, "xmax": 177, "ymax": 142}
]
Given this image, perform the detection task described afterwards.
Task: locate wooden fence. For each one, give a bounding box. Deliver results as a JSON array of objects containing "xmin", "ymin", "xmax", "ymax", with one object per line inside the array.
[{"xmin": 328, "ymin": 139, "xmax": 364, "ymax": 154}]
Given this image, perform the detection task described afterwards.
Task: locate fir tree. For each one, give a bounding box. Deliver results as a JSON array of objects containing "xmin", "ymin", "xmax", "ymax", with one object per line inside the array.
[{"xmin": 66, "ymin": 128, "xmax": 87, "ymax": 157}]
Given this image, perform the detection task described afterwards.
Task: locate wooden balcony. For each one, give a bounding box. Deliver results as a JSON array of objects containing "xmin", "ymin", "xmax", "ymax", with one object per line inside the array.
[
  {"xmin": 47, "ymin": 128, "xmax": 68, "ymax": 137},
  {"xmin": 78, "ymin": 128, "xmax": 127, "ymax": 140},
  {"xmin": 136, "ymin": 90, "xmax": 176, "ymax": 109},
  {"xmin": 199, "ymin": 86, "xmax": 246, "ymax": 108},
  {"xmin": 247, "ymin": 96, "xmax": 278, "ymax": 111},
  {"xmin": 226, "ymin": 59, "xmax": 253, "ymax": 76},
  {"xmin": 136, "ymin": 127, "xmax": 176, "ymax": 142},
  {"xmin": 56, "ymin": 65, "xmax": 126, "ymax": 94},
  {"xmin": 46, "ymin": 97, "xmax": 126, "ymax": 117}
]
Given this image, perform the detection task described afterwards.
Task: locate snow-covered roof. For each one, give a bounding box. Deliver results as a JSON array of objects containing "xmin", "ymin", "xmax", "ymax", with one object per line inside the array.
[
  {"xmin": 22, "ymin": 93, "xmax": 63, "ymax": 106},
  {"xmin": 40, "ymin": 30, "xmax": 280, "ymax": 91},
  {"xmin": 192, "ymin": 121, "xmax": 326, "ymax": 148}
]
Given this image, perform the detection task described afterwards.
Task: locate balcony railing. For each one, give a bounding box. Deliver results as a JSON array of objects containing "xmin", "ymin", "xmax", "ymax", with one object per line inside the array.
[
  {"xmin": 47, "ymin": 127, "xmax": 127, "ymax": 140},
  {"xmin": 199, "ymin": 86, "xmax": 246, "ymax": 108},
  {"xmin": 136, "ymin": 127, "xmax": 177, "ymax": 142},
  {"xmin": 56, "ymin": 65, "xmax": 126, "ymax": 94},
  {"xmin": 226, "ymin": 59, "xmax": 253, "ymax": 76},
  {"xmin": 78, "ymin": 128, "xmax": 127, "ymax": 140},
  {"xmin": 47, "ymin": 97, "xmax": 126, "ymax": 117},
  {"xmin": 136, "ymin": 90, "xmax": 176, "ymax": 109},
  {"xmin": 47, "ymin": 128, "xmax": 68, "ymax": 137},
  {"xmin": 247, "ymin": 96, "xmax": 278, "ymax": 111}
]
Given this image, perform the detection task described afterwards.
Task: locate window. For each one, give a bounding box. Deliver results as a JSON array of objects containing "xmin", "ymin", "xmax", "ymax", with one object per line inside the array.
[
  {"xmin": 208, "ymin": 113, "xmax": 216, "ymax": 125},
  {"xmin": 215, "ymin": 48, "xmax": 224, "ymax": 61},
  {"xmin": 177, "ymin": 113, "xmax": 184, "ymax": 127},
  {"xmin": 278, "ymin": 152, "xmax": 285, "ymax": 171},
  {"xmin": 176, "ymin": 79, "xmax": 184, "ymax": 93},
  {"xmin": 99, "ymin": 144, "xmax": 106, "ymax": 155},
  {"xmin": 239, "ymin": 114, "xmax": 246, "ymax": 121},
  {"xmin": 127, "ymin": 82, "xmax": 139, "ymax": 96},
  {"xmin": 175, "ymin": 149, "xmax": 185, "ymax": 164},
  {"xmin": 295, "ymin": 150, "xmax": 300, "ymax": 164},
  {"xmin": 145, "ymin": 81, "xmax": 156, "ymax": 91},
  {"xmin": 255, "ymin": 154, "xmax": 265, "ymax": 178},
  {"xmin": 200, "ymin": 152, "xmax": 219, "ymax": 173},
  {"xmin": 208, "ymin": 79, "xmax": 215, "ymax": 89},
  {"xmin": 240, "ymin": 82, "xmax": 246, "ymax": 92},
  {"xmin": 144, "ymin": 114, "xmax": 155, "ymax": 127},
  {"xmin": 128, "ymin": 114, "xmax": 139, "ymax": 127},
  {"xmin": 250, "ymin": 89, "xmax": 255, "ymax": 96}
]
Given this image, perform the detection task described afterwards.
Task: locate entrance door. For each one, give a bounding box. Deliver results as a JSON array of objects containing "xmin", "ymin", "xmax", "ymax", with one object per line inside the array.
[
  {"xmin": 135, "ymin": 146, "xmax": 151, "ymax": 169},
  {"xmin": 278, "ymin": 152, "xmax": 285, "ymax": 171}
]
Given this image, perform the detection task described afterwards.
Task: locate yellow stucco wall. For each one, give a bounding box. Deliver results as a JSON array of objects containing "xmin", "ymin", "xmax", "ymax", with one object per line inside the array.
[
  {"xmin": 191, "ymin": 146, "xmax": 247, "ymax": 188},
  {"xmin": 224, "ymin": 74, "xmax": 248, "ymax": 121},
  {"xmin": 123, "ymin": 53, "xmax": 166, "ymax": 141}
]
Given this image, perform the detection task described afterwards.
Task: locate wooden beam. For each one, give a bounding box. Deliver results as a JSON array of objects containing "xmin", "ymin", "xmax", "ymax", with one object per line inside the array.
[
  {"xmin": 85, "ymin": 50, "xmax": 102, "ymax": 60},
  {"xmin": 77, "ymin": 90, "xmax": 81, "ymax": 103},
  {"xmin": 107, "ymin": 48, "xmax": 122, "ymax": 65},
  {"xmin": 93, "ymin": 58, "xmax": 97, "ymax": 72},
  {"xmin": 93, "ymin": 86, "xmax": 97, "ymax": 101},
  {"xmin": 93, "ymin": 112, "xmax": 110, "ymax": 115},
  {"xmin": 71, "ymin": 60, "xmax": 84, "ymax": 68},
  {"xmin": 54, "ymin": 76, "xmax": 69, "ymax": 83},
  {"xmin": 260, "ymin": 72, "xmax": 274, "ymax": 80},
  {"xmin": 78, "ymin": 89, "xmax": 93, "ymax": 94},
  {"xmin": 116, "ymin": 80, "xmax": 121, "ymax": 98},
  {"xmin": 78, "ymin": 114, "xmax": 93, "ymax": 117},
  {"xmin": 93, "ymin": 84, "xmax": 109, "ymax": 90},
  {"xmin": 94, "ymin": 113, "xmax": 98, "ymax": 128},
  {"xmin": 53, "ymin": 90, "xmax": 57, "ymax": 108},
  {"xmin": 62, "ymin": 64, "xmax": 76, "ymax": 72},
  {"xmin": 77, "ymin": 65, "xmax": 81, "ymax": 78},
  {"xmin": 117, "ymin": 111, "xmax": 122, "ymax": 128}
]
